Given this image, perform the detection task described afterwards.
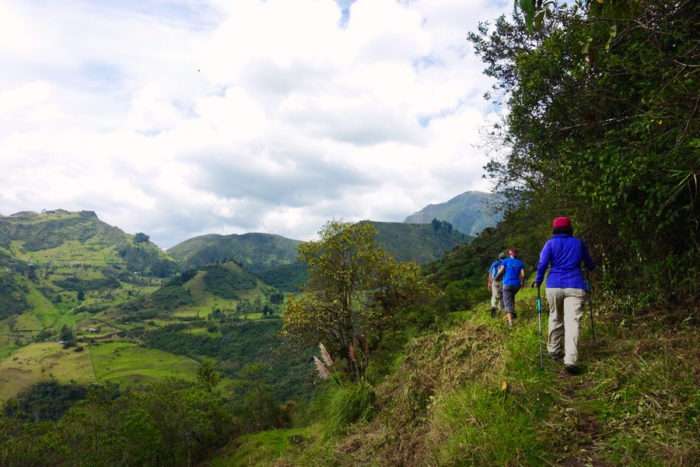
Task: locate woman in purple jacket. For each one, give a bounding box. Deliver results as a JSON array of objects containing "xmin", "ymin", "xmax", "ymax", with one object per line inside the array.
[{"xmin": 533, "ymin": 216, "xmax": 595, "ymax": 374}]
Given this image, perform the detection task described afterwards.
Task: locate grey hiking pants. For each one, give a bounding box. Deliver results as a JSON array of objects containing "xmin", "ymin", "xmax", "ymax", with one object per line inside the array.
[
  {"xmin": 502, "ymin": 285, "xmax": 520, "ymax": 314},
  {"xmin": 546, "ymin": 288, "xmax": 586, "ymax": 366},
  {"xmin": 490, "ymin": 281, "xmax": 503, "ymax": 310}
]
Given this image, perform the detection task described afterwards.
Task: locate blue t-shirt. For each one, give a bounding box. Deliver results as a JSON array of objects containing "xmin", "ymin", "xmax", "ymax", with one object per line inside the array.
[
  {"xmin": 502, "ymin": 257, "xmax": 525, "ymax": 287},
  {"xmin": 488, "ymin": 260, "xmax": 502, "ymax": 279}
]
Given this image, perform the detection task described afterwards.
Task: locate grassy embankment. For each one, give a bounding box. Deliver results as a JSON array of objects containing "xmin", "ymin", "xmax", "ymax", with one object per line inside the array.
[{"xmin": 211, "ymin": 287, "xmax": 700, "ymax": 466}]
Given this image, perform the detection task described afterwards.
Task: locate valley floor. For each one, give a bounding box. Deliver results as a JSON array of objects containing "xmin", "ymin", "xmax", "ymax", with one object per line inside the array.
[{"xmin": 208, "ymin": 288, "xmax": 700, "ymax": 466}]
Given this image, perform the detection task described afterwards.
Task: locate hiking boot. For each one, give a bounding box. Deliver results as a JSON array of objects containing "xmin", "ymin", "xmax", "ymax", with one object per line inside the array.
[
  {"xmin": 564, "ymin": 364, "xmax": 582, "ymax": 375},
  {"xmin": 490, "ymin": 307, "xmax": 497, "ymax": 318}
]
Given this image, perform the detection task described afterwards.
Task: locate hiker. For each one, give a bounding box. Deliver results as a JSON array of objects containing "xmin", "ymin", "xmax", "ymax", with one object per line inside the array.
[
  {"xmin": 488, "ymin": 252, "xmax": 507, "ymax": 318},
  {"xmin": 497, "ymin": 248, "xmax": 525, "ymax": 327},
  {"xmin": 533, "ymin": 216, "xmax": 595, "ymax": 374}
]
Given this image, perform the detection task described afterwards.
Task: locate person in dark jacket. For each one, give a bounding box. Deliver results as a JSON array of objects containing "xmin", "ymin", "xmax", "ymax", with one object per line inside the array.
[
  {"xmin": 498, "ymin": 248, "xmax": 525, "ymax": 327},
  {"xmin": 533, "ymin": 216, "xmax": 595, "ymax": 374}
]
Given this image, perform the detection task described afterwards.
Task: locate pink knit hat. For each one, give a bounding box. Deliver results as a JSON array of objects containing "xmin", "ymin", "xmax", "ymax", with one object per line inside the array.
[{"xmin": 552, "ymin": 216, "xmax": 572, "ymax": 229}]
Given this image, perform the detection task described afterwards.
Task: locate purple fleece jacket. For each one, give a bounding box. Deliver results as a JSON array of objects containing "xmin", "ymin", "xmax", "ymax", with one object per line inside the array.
[{"xmin": 535, "ymin": 234, "xmax": 595, "ymax": 289}]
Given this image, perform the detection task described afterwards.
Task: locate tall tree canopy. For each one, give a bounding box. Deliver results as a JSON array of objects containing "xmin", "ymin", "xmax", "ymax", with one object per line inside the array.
[
  {"xmin": 283, "ymin": 221, "xmax": 435, "ymax": 380},
  {"xmin": 471, "ymin": 0, "xmax": 700, "ymax": 305}
]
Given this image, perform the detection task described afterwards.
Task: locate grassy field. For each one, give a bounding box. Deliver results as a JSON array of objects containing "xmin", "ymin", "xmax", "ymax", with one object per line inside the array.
[
  {"xmin": 0, "ymin": 339, "xmax": 209, "ymax": 402},
  {"xmin": 0, "ymin": 342, "xmax": 94, "ymax": 402},
  {"xmin": 89, "ymin": 341, "xmax": 201, "ymax": 386}
]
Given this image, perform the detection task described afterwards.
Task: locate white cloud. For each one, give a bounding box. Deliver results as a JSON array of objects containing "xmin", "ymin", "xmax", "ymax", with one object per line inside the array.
[{"xmin": 0, "ymin": 0, "xmax": 509, "ymax": 247}]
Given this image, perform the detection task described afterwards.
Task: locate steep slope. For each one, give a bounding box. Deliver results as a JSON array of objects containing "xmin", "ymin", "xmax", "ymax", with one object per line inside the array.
[
  {"xmin": 0, "ymin": 210, "xmax": 177, "ymax": 280},
  {"xmin": 405, "ymin": 191, "xmax": 503, "ymax": 236},
  {"xmin": 364, "ymin": 220, "xmax": 471, "ymax": 264},
  {"xmin": 0, "ymin": 210, "xmax": 177, "ymax": 347},
  {"xmin": 211, "ymin": 294, "xmax": 700, "ymax": 467}
]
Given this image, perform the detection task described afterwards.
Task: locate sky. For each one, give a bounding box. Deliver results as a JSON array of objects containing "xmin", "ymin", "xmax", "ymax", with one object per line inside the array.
[{"xmin": 0, "ymin": 0, "xmax": 510, "ymax": 248}]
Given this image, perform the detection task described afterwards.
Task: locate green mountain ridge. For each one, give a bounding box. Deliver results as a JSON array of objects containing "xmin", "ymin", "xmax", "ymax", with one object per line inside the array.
[
  {"xmin": 0, "ymin": 210, "xmax": 177, "ymax": 348},
  {"xmin": 168, "ymin": 220, "xmax": 471, "ymax": 288},
  {"xmin": 167, "ymin": 233, "xmax": 301, "ymax": 271},
  {"xmin": 404, "ymin": 191, "xmax": 503, "ymax": 236},
  {"xmin": 363, "ymin": 220, "xmax": 471, "ymax": 264}
]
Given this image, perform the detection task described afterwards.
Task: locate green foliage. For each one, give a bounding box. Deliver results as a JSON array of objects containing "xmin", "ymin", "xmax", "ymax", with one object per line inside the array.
[
  {"xmin": 0, "ymin": 273, "xmax": 28, "ymax": 319},
  {"xmin": 470, "ymin": 0, "xmax": 700, "ymax": 305},
  {"xmin": 150, "ymin": 284, "xmax": 193, "ymax": 310},
  {"xmin": 117, "ymin": 243, "xmax": 177, "ymax": 277},
  {"xmin": 197, "ymin": 361, "xmax": 221, "ymax": 391},
  {"xmin": 3, "ymin": 381, "xmax": 87, "ymax": 422},
  {"xmin": 59, "ymin": 325, "xmax": 75, "ymax": 347},
  {"xmin": 439, "ymin": 279, "xmax": 490, "ymax": 313},
  {"xmin": 326, "ymin": 381, "xmax": 376, "ymax": 435},
  {"xmin": 0, "ymin": 380, "xmax": 236, "ymax": 467},
  {"xmin": 144, "ymin": 320, "xmax": 313, "ymax": 400},
  {"xmin": 284, "ymin": 221, "xmax": 438, "ymax": 380},
  {"xmin": 365, "ymin": 220, "xmax": 471, "ymax": 264},
  {"xmin": 54, "ymin": 275, "xmax": 119, "ymax": 291},
  {"xmin": 231, "ymin": 364, "xmax": 286, "ymax": 432},
  {"xmin": 256, "ymin": 261, "xmax": 308, "ymax": 292},
  {"xmin": 167, "ymin": 233, "xmax": 301, "ymax": 272},
  {"xmin": 405, "ymin": 191, "xmax": 503, "ymax": 236},
  {"xmin": 202, "ymin": 264, "xmax": 257, "ymax": 299},
  {"xmin": 432, "ymin": 383, "xmax": 545, "ymax": 466},
  {"xmin": 133, "ymin": 232, "xmax": 149, "ymax": 243}
]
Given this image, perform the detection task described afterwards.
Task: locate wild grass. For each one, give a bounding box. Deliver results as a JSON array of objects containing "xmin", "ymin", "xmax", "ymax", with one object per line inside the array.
[
  {"xmin": 325, "ymin": 381, "xmax": 376, "ymax": 435},
  {"xmin": 217, "ymin": 289, "xmax": 700, "ymax": 466},
  {"xmin": 209, "ymin": 426, "xmax": 324, "ymax": 467}
]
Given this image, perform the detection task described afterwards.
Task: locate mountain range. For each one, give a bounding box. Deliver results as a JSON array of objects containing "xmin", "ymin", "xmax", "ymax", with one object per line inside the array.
[
  {"xmin": 0, "ymin": 191, "xmax": 497, "ymax": 403},
  {"xmin": 404, "ymin": 190, "xmax": 503, "ymax": 236}
]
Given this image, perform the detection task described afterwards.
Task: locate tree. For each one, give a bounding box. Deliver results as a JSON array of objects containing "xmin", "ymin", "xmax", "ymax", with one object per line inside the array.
[
  {"xmin": 76, "ymin": 289, "xmax": 85, "ymax": 301},
  {"xmin": 262, "ymin": 304, "xmax": 274, "ymax": 317},
  {"xmin": 134, "ymin": 232, "xmax": 150, "ymax": 243},
  {"xmin": 469, "ymin": 0, "xmax": 700, "ymax": 304},
  {"xmin": 59, "ymin": 325, "xmax": 75, "ymax": 347},
  {"xmin": 283, "ymin": 221, "xmax": 436, "ymax": 380},
  {"xmin": 197, "ymin": 361, "xmax": 221, "ymax": 392},
  {"xmin": 231, "ymin": 364, "xmax": 282, "ymax": 431},
  {"xmin": 270, "ymin": 293, "xmax": 284, "ymax": 305}
]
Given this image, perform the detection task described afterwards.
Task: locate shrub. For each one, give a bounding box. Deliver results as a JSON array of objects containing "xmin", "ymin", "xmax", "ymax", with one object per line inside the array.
[{"xmin": 326, "ymin": 381, "xmax": 376, "ymax": 435}]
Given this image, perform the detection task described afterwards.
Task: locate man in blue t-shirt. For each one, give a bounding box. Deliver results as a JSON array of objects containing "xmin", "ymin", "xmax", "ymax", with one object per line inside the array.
[
  {"xmin": 487, "ymin": 252, "xmax": 507, "ymax": 318},
  {"xmin": 497, "ymin": 248, "xmax": 525, "ymax": 327}
]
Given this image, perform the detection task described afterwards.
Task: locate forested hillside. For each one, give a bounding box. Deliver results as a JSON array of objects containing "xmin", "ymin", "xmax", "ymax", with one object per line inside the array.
[
  {"xmin": 168, "ymin": 222, "xmax": 470, "ymax": 291},
  {"xmin": 404, "ymin": 190, "xmax": 503, "ymax": 236},
  {"xmin": 0, "ymin": 210, "xmax": 177, "ymax": 355}
]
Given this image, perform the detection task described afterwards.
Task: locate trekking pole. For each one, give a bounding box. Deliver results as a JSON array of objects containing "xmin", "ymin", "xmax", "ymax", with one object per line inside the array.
[
  {"xmin": 536, "ymin": 286, "xmax": 544, "ymax": 369},
  {"xmin": 586, "ymin": 273, "xmax": 597, "ymax": 343}
]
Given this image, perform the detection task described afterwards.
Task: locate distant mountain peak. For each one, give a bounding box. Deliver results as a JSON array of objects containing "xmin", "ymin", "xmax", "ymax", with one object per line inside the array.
[{"xmin": 405, "ymin": 191, "xmax": 503, "ymax": 236}]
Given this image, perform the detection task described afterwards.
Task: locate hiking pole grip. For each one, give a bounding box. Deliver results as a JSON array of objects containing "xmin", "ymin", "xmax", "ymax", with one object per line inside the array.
[{"xmin": 536, "ymin": 286, "xmax": 544, "ymax": 369}]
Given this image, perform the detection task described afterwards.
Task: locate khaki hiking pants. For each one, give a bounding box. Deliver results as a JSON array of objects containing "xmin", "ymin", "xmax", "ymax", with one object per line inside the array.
[
  {"xmin": 490, "ymin": 281, "xmax": 503, "ymax": 310},
  {"xmin": 546, "ymin": 288, "xmax": 586, "ymax": 366}
]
